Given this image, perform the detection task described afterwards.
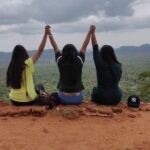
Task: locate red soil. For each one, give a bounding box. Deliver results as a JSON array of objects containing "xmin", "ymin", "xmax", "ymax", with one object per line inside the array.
[{"xmin": 0, "ymin": 101, "xmax": 150, "ymax": 150}]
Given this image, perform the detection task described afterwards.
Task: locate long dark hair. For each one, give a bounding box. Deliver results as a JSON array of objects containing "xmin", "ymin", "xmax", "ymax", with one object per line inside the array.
[
  {"xmin": 62, "ymin": 44, "xmax": 78, "ymax": 62},
  {"xmin": 100, "ymin": 45, "xmax": 121, "ymax": 82},
  {"xmin": 6, "ymin": 45, "xmax": 29, "ymax": 89},
  {"xmin": 61, "ymin": 44, "xmax": 79, "ymax": 81},
  {"xmin": 100, "ymin": 45, "xmax": 120, "ymax": 64}
]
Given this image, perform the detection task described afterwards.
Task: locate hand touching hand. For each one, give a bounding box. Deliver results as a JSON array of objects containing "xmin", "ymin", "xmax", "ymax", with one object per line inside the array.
[
  {"xmin": 45, "ymin": 25, "xmax": 51, "ymax": 35},
  {"xmin": 89, "ymin": 25, "xmax": 96, "ymax": 34}
]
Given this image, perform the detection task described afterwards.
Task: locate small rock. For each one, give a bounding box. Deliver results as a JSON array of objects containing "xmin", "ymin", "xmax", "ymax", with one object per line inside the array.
[
  {"xmin": 139, "ymin": 132, "xmax": 143, "ymax": 135},
  {"xmin": 31, "ymin": 106, "xmax": 47, "ymax": 117},
  {"xmin": 61, "ymin": 109, "xmax": 80, "ymax": 120},
  {"xmin": 112, "ymin": 107, "xmax": 123, "ymax": 113},
  {"xmin": 1, "ymin": 117, "xmax": 8, "ymax": 120},
  {"xmin": 0, "ymin": 111, "xmax": 9, "ymax": 117},
  {"xmin": 125, "ymin": 148, "xmax": 132, "ymax": 150},
  {"xmin": 31, "ymin": 118, "xmax": 37, "ymax": 121},
  {"xmin": 43, "ymin": 127, "xmax": 49, "ymax": 133},
  {"xmin": 86, "ymin": 106, "xmax": 98, "ymax": 113},
  {"xmin": 135, "ymin": 146, "xmax": 143, "ymax": 150},
  {"xmin": 128, "ymin": 113, "xmax": 136, "ymax": 118},
  {"xmin": 98, "ymin": 108, "xmax": 113, "ymax": 116}
]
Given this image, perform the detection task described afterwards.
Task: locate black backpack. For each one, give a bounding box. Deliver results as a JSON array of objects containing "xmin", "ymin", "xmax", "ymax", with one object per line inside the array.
[{"xmin": 127, "ymin": 95, "xmax": 140, "ymax": 108}]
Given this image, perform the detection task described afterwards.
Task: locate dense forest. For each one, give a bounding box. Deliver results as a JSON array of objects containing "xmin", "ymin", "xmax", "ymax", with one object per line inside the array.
[{"xmin": 0, "ymin": 45, "xmax": 150, "ymax": 102}]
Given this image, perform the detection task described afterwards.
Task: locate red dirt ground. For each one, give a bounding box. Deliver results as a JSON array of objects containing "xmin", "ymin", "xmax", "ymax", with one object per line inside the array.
[{"xmin": 0, "ymin": 101, "xmax": 150, "ymax": 150}]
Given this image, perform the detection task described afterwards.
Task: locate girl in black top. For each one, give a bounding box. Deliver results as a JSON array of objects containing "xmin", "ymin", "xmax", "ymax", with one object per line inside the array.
[
  {"xmin": 91, "ymin": 26, "xmax": 123, "ymax": 105},
  {"xmin": 47, "ymin": 25, "xmax": 93, "ymax": 105}
]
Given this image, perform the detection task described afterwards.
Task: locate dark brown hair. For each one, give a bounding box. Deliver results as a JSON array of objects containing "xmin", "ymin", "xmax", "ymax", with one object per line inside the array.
[
  {"xmin": 100, "ymin": 45, "xmax": 120, "ymax": 64},
  {"xmin": 6, "ymin": 45, "xmax": 29, "ymax": 89}
]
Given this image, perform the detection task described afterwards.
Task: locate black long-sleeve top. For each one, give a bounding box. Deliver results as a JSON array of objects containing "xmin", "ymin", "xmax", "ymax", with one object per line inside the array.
[{"xmin": 93, "ymin": 44, "xmax": 122, "ymax": 89}]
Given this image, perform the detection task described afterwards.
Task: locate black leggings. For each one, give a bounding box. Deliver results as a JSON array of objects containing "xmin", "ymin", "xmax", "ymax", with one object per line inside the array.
[
  {"xmin": 10, "ymin": 84, "xmax": 59, "ymax": 109},
  {"xmin": 10, "ymin": 84, "xmax": 49, "ymax": 106},
  {"xmin": 10, "ymin": 99, "xmax": 37, "ymax": 106}
]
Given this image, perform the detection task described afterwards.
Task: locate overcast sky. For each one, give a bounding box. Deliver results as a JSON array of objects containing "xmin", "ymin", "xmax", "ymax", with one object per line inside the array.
[{"xmin": 0, "ymin": 0, "xmax": 150, "ymax": 52}]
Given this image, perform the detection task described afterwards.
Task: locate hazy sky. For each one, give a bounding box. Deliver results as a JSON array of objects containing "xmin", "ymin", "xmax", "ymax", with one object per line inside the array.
[{"xmin": 0, "ymin": 0, "xmax": 150, "ymax": 52}]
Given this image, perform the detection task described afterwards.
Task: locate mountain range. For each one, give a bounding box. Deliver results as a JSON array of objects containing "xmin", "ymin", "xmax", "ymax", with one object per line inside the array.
[{"xmin": 0, "ymin": 44, "xmax": 150, "ymax": 64}]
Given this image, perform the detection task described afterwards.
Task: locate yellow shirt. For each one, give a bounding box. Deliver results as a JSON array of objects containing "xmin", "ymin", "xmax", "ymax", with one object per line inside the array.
[{"xmin": 9, "ymin": 58, "xmax": 37, "ymax": 102}]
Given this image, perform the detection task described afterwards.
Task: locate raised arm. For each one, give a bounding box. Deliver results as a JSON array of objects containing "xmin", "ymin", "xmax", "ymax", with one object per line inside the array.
[
  {"xmin": 47, "ymin": 27, "xmax": 60, "ymax": 53},
  {"xmin": 91, "ymin": 25, "xmax": 101, "ymax": 66},
  {"xmin": 32, "ymin": 26, "xmax": 48, "ymax": 64},
  {"xmin": 80, "ymin": 25, "xmax": 94, "ymax": 53},
  {"xmin": 91, "ymin": 25, "xmax": 97, "ymax": 46}
]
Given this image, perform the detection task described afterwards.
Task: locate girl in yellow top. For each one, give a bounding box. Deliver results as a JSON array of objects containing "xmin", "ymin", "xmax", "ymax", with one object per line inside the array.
[{"xmin": 6, "ymin": 26, "xmax": 49, "ymax": 106}]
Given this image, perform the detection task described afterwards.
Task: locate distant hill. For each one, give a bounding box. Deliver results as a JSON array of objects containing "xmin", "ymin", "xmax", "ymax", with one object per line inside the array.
[
  {"xmin": 116, "ymin": 44, "xmax": 150, "ymax": 55},
  {"xmin": 0, "ymin": 49, "xmax": 55, "ymax": 64},
  {"xmin": 0, "ymin": 44, "xmax": 150, "ymax": 64}
]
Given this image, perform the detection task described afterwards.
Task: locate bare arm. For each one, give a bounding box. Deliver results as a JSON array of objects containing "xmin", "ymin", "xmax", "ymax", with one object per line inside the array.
[
  {"xmin": 80, "ymin": 28, "xmax": 92, "ymax": 54},
  {"xmin": 32, "ymin": 26, "xmax": 48, "ymax": 64},
  {"xmin": 47, "ymin": 28, "xmax": 60, "ymax": 53}
]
